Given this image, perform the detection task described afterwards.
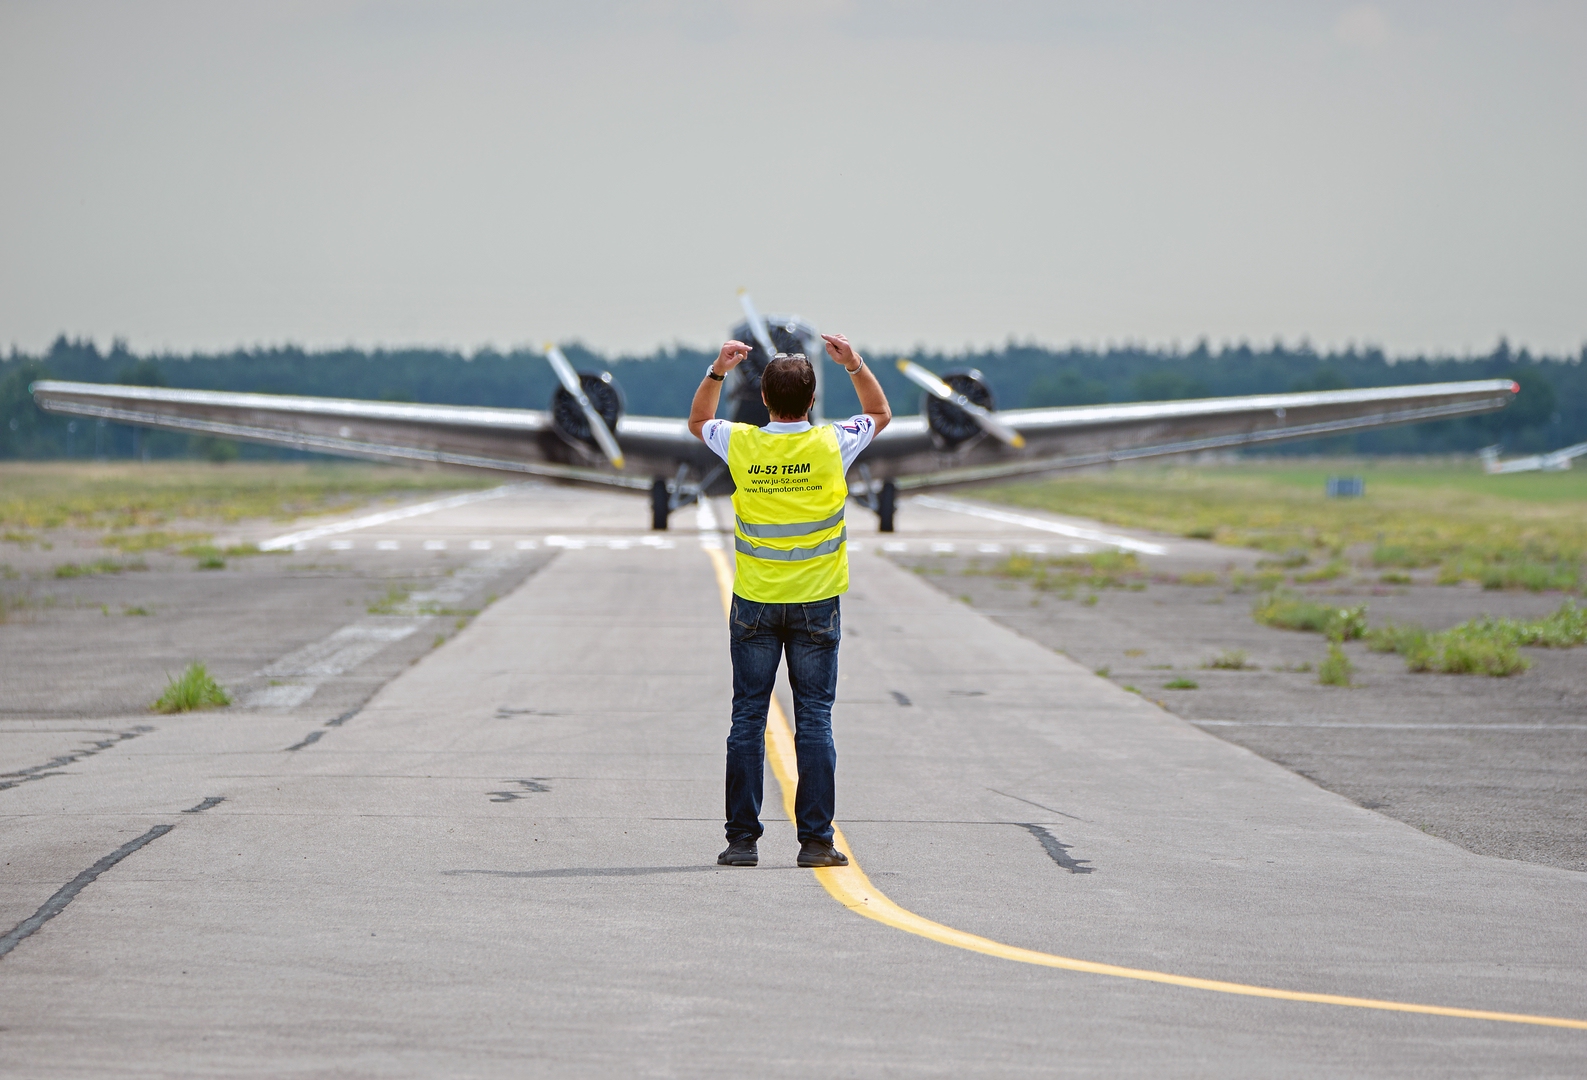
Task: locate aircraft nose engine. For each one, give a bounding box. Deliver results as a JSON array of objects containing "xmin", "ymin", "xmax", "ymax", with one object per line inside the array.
[
  {"xmin": 549, "ymin": 371, "xmax": 625, "ymax": 453},
  {"xmin": 728, "ymin": 317, "xmax": 818, "ymax": 426},
  {"xmin": 923, "ymin": 368, "xmax": 997, "ymax": 449}
]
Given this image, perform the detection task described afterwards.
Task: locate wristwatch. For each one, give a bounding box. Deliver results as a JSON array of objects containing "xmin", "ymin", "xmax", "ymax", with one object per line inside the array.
[{"xmin": 706, "ymin": 367, "xmax": 725, "ymax": 381}]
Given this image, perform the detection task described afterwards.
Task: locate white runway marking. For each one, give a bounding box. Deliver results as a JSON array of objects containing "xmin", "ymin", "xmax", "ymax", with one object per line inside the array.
[
  {"xmin": 257, "ymin": 484, "xmax": 522, "ymax": 551},
  {"xmin": 1193, "ymin": 720, "xmax": 1587, "ymax": 731},
  {"xmin": 912, "ymin": 495, "xmax": 1168, "ymax": 555},
  {"xmin": 376, "ymin": 540, "xmax": 400, "ymax": 551}
]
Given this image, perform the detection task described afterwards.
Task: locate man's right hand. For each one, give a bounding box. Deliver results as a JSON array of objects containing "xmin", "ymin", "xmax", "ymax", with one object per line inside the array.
[{"xmin": 713, "ymin": 341, "xmax": 751, "ymax": 375}]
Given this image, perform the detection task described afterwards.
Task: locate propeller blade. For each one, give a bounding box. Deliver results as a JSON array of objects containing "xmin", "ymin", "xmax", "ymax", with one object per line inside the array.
[
  {"xmin": 895, "ymin": 359, "xmax": 1025, "ymax": 449},
  {"xmin": 544, "ymin": 344, "xmax": 625, "ymax": 469},
  {"xmin": 737, "ymin": 289, "xmax": 780, "ymax": 364}
]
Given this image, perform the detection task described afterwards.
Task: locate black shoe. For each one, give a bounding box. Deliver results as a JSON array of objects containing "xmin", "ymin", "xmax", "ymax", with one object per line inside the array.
[
  {"xmin": 717, "ymin": 839, "xmax": 758, "ymax": 867},
  {"xmin": 797, "ymin": 840, "xmax": 849, "ymax": 868}
]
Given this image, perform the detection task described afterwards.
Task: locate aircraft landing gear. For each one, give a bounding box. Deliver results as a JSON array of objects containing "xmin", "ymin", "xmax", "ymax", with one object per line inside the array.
[
  {"xmin": 878, "ymin": 479, "xmax": 897, "ymax": 533},
  {"xmin": 650, "ymin": 477, "xmax": 671, "ymax": 531},
  {"xmin": 856, "ymin": 467, "xmax": 898, "ymax": 532},
  {"xmin": 651, "ymin": 464, "xmax": 725, "ymax": 530}
]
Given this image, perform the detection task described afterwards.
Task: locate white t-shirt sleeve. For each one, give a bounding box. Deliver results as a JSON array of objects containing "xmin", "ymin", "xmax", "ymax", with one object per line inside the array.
[
  {"xmin": 831, "ymin": 415, "xmax": 878, "ymax": 472},
  {"xmin": 701, "ymin": 418, "xmax": 732, "ymax": 464}
]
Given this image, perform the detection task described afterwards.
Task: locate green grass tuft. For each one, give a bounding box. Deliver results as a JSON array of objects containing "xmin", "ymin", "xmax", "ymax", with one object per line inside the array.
[
  {"xmin": 1252, "ymin": 593, "xmax": 1367, "ymax": 641},
  {"xmin": 1163, "ymin": 677, "xmax": 1199, "ymax": 689},
  {"xmin": 1363, "ymin": 601, "xmax": 1586, "ymax": 676},
  {"xmin": 1205, "ymin": 648, "xmax": 1254, "ymax": 670},
  {"xmin": 1318, "ymin": 643, "xmax": 1355, "ymax": 686},
  {"xmin": 152, "ymin": 662, "xmax": 232, "ymax": 713}
]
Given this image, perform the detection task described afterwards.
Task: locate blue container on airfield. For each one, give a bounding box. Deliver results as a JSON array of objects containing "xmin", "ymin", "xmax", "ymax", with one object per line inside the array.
[{"xmin": 1326, "ymin": 476, "xmax": 1365, "ymax": 498}]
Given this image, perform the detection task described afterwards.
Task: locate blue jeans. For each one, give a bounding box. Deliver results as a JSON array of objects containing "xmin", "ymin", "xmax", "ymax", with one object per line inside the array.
[{"xmin": 725, "ymin": 595, "xmax": 841, "ymax": 845}]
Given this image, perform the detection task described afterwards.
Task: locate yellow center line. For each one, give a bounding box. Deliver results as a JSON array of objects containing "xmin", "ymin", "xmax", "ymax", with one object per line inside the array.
[{"xmin": 702, "ymin": 544, "xmax": 1587, "ymax": 1031}]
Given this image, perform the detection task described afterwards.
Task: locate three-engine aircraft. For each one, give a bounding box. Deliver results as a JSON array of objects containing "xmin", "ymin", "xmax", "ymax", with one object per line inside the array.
[
  {"xmin": 30, "ymin": 294, "xmax": 1519, "ymax": 531},
  {"xmin": 1479, "ymin": 442, "xmax": 1587, "ymax": 474}
]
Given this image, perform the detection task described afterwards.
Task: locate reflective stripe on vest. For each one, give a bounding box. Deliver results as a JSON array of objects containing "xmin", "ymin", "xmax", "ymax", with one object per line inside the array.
[
  {"xmin": 726, "ymin": 422, "xmax": 849, "ymax": 603},
  {"xmin": 734, "ymin": 506, "xmax": 846, "ymax": 539},
  {"xmin": 734, "ymin": 528, "xmax": 848, "ymax": 561}
]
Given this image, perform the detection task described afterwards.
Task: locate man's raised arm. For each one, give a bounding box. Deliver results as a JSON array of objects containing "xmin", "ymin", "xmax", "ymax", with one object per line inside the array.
[
  {"xmin": 688, "ymin": 341, "xmax": 751, "ymax": 440},
  {"xmin": 821, "ymin": 333, "xmax": 891, "ymax": 432}
]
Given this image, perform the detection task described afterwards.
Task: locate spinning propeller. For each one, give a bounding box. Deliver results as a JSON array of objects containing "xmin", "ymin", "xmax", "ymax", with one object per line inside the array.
[
  {"xmin": 895, "ymin": 359, "xmax": 1025, "ymax": 449},
  {"xmin": 543, "ymin": 343, "xmax": 625, "ymax": 469}
]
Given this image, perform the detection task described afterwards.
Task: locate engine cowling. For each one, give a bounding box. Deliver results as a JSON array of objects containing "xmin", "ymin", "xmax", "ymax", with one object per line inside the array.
[
  {"xmin": 549, "ymin": 371, "xmax": 624, "ymax": 454},
  {"xmin": 727, "ymin": 316, "xmax": 819, "ymax": 425},
  {"xmin": 923, "ymin": 368, "xmax": 996, "ymax": 449}
]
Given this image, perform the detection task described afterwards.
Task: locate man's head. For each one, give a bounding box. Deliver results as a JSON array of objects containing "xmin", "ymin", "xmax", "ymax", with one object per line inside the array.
[{"xmin": 760, "ymin": 353, "xmax": 816, "ymax": 421}]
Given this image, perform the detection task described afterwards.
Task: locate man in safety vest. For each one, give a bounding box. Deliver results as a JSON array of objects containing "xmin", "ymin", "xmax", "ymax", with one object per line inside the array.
[{"xmin": 688, "ymin": 334, "xmax": 892, "ymax": 868}]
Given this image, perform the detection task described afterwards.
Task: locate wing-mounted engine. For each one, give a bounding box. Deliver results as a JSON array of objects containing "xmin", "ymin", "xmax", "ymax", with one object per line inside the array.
[
  {"xmin": 549, "ymin": 370, "xmax": 625, "ymax": 460},
  {"xmin": 923, "ymin": 368, "xmax": 997, "ymax": 450},
  {"xmin": 727, "ymin": 316, "xmax": 819, "ymax": 426}
]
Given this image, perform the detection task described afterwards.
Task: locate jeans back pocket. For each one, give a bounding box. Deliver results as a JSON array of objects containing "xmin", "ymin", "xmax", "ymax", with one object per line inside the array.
[
  {"xmin": 730, "ymin": 597, "xmax": 765, "ymax": 641},
  {"xmin": 803, "ymin": 597, "xmax": 841, "ymax": 645}
]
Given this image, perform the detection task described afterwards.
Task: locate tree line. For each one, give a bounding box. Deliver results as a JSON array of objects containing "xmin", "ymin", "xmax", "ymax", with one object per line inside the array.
[{"xmin": 1, "ymin": 335, "xmax": 1580, "ymax": 461}]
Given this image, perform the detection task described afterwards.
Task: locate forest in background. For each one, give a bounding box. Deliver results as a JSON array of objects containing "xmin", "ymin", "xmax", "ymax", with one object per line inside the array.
[{"xmin": 1, "ymin": 335, "xmax": 1579, "ymax": 461}]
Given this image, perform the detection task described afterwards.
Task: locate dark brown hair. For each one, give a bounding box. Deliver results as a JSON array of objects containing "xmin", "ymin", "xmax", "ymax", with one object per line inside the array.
[{"xmin": 761, "ymin": 353, "xmax": 816, "ymax": 419}]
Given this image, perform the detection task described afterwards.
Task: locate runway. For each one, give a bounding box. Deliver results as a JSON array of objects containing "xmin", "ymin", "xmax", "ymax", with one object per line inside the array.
[{"xmin": 1, "ymin": 485, "xmax": 1583, "ymax": 1076}]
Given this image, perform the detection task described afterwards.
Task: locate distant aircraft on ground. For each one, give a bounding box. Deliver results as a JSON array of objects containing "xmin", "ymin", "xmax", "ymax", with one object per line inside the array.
[
  {"xmin": 1479, "ymin": 442, "xmax": 1587, "ymax": 474},
  {"xmin": 31, "ymin": 293, "xmax": 1519, "ymax": 531}
]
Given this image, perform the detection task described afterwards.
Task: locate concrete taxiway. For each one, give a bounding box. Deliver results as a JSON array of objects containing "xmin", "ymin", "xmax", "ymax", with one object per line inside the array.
[{"xmin": 1, "ymin": 484, "xmax": 1584, "ymax": 1076}]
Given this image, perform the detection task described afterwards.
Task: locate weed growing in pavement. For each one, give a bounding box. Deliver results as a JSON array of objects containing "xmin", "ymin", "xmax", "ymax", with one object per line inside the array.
[
  {"xmin": 54, "ymin": 557, "xmax": 149, "ymax": 579},
  {"xmin": 1205, "ymin": 648, "xmax": 1255, "ymax": 670},
  {"xmin": 1378, "ymin": 571, "xmax": 1414, "ymax": 585},
  {"xmin": 104, "ymin": 530, "xmax": 212, "ymax": 553},
  {"xmin": 1163, "ymin": 677, "xmax": 1199, "ymax": 689},
  {"xmin": 1177, "ymin": 571, "xmax": 1221, "ymax": 586},
  {"xmin": 1364, "ymin": 600, "xmax": 1586, "ymax": 677},
  {"xmin": 1318, "ymin": 643, "xmax": 1355, "ymax": 686},
  {"xmin": 123, "ymin": 605, "xmax": 152, "ymax": 616},
  {"xmin": 1294, "ymin": 560, "xmax": 1350, "ymax": 583},
  {"xmin": 152, "ymin": 662, "xmax": 232, "ymax": 713},
  {"xmin": 1229, "ymin": 570, "xmax": 1286, "ymax": 593},
  {"xmin": 1094, "ymin": 666, "xmax": 1111, "ymax": 678},
  {"xmin": 1252, "ymin": 593, "xmax": 1368, "ymax": 640},
  {"xmin": 988, "ymin": 551, "xmax": 1145, "ymax": 598},
  {"xmin": 368, "ymin": 585, "xmax": 413, "ymax": 615},
  {"xmin": 1121, "ymin": 684, "xmax": 1141, "ymax": 694}
]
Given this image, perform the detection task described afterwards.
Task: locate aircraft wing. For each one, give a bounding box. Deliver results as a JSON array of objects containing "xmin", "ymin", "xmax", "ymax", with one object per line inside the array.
[
  {"xmin": 32, "ymin": 376, "xmax": 1518, "ymax": 498},
  {"xmin": 857, "ymin": 379, "xmax": 1519, "ymax": 489},
  {"xmin": 28, "ymin": 380, "xmax": 714, "ymax": 488}
]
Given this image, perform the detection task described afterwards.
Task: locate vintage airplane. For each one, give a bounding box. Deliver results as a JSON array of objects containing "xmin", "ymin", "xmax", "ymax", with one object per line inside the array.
[
  {"xmin": 30, "ymin": 293, "xmax": 1519, "ymax": 531},
  {"xmin": 1479, "ymin": 441, "xmax": 1587, "ymax": 474}
]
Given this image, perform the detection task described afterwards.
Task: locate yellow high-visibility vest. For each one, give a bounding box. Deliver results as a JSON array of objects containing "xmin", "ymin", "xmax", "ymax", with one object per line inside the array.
[{"xmin": 726, "ymin": 423, "xmax": 849, "ymax": 603}]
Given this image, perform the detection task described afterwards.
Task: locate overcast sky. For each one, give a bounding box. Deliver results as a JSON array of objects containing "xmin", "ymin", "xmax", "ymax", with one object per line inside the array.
[{"xmin": 2, "ymin": 1, "xmax": 1582, "ymax": 358}]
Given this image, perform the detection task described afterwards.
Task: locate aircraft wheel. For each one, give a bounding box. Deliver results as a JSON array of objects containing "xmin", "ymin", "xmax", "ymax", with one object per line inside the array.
[
  {"xmin": 878, "ymin": 479, "xmax": 897, "ymax": 533},
  {"xmin": 650, "ymin": 478, "xmax": 670, "ymax": 530}
]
